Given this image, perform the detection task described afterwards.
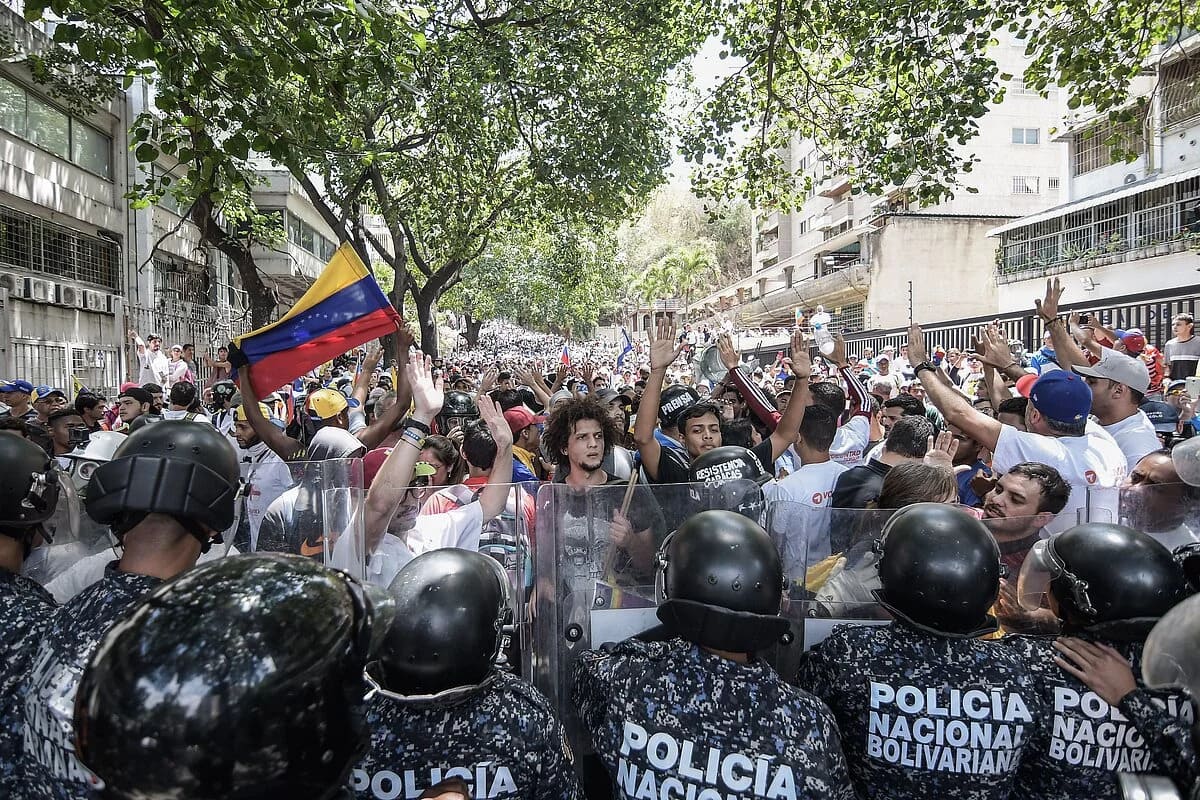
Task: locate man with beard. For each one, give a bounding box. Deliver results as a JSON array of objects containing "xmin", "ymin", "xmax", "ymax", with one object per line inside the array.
[
  {"xmin": 983, "ymin": 462, "xmax": 1071, "ymax": 634},
  {"xmin": 1120, "ymin": 449, "xmax": 1200, "ymax": 550},
  {"xmin": 229, "ymin": 403, "xmax": 294, "ymax": 553}
]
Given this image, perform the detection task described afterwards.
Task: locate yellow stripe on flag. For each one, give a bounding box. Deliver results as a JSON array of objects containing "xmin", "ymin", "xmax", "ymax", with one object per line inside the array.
[{"xmin": 233, "ymin": 243, "xmax": 370, "ymax": 347}]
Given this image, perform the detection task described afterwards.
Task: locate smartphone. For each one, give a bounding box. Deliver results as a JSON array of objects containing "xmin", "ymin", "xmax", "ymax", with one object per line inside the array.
[
  {"xmin": 1077, "ymin": 314, "xmax": 1090, "ymax": 325},
  {"xmin": 1186, "ymin": 376, "xmax": 1200, "ymax": 400}
]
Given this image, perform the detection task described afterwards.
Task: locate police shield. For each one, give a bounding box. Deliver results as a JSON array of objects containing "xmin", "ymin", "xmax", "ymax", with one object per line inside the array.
[
  {"xmin": 254, "ymin": 457, "xmax": 367, "ymax": 581},
  {"xmin": 1116, "ymin": 481, "xmax": 1200, "ymax": 551},
  {"xmin": 532, "ymin": 480, "xmax": 671, "ymax": 752}
]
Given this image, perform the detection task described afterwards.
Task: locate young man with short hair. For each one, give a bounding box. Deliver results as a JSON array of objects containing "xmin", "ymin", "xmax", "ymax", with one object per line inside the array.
[{"xmin": 1164, "ymin": 312, "xmax": 1199, "ymax": 381}]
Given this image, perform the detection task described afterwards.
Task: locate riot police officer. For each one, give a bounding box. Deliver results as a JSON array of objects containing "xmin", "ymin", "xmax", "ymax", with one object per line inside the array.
[
  {"xmin": 210, "ymin": 378, "xmax": 238, "ymax": 436},
  {"xmin": 20, "ymin": 420, "xmax": 239, "ymax": 800},
  {"xmin": 798, "ymin": 502, "xmax": 1041, "ymax": 800},
  {"xmin": 352, "ymin": 548, "xmax": 581, "ymax": 800},
  {"xmin": 438, "ymin": 390, "xmax": 479, "ymax": 435},
  {"xmin": 1007, "ymin": 523, "xmax": 1194, "ymax": 799},
  {"xmin": 73, "ymin": 553, "xmax": 392, "ymax": 800},
  {"xmin": 0, "ymin": 435, "xmax": 69, "ymax": 784},
  {"xmin": 573, "ymin": 510, "xmax": 856, "ymax": 800}
]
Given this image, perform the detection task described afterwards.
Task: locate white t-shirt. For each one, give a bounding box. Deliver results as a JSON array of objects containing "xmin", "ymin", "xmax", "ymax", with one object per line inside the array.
[
  {"xmin": 1102, "ymin": 411, "xmax": 1161, "ymax": 472},
  {"xmin": 44, "ymin": 544, "xmax": 238, "ymax": 603},
  {"xmin": 363, "ymin": 502, "xmax": 484, "ymax": 588},
  {"xmin": 992, "ymin": 422, "xmax": 1127, "ymax": 536},
  {"xmin": 138, "ymin": 347, "xmax": 170, "ymax": 386},
  {"xmin": 771, "ymin": 460, "xmax": 849, "ymax": 578},
  {"xmin": 161, "ymin": 409, "xmax": 213, "ymax": 424},
  {"xmin": 830, "ymin": 415, "xmax": 870, "ymax": 467}
]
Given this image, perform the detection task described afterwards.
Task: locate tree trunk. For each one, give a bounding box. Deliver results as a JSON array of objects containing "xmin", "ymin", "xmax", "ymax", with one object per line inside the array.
[{"xmin": 464, "ymin": 312, "xmax": 483, "ymax": 348}]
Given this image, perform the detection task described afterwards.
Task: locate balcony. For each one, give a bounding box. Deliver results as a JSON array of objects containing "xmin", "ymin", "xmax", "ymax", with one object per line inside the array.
[
  {"xmin": 818, "ymin": 198, "xmax": 855, "ymax": 230},
  {"xmin": 712, "ymin": 264, "xmax": 872, "ymax": 327},
  {"xmin": 818, "ymin": 173, "xmax": 852, "ymax": 199},
  {"xmin": 993, "ymin": 168, "xmax": 1200, "ymax": 283}
]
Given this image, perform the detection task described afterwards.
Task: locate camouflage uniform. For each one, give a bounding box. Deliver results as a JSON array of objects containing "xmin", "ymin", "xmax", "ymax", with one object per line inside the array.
[
  {"xmin": 573, "ymin": 637, "xmax": 856, "ymax": 800},
  {"xmin": 0, "ymin": 572, "xmax": 56, "ymax": 788},
  {"xmin": 20, "ymin": 567, "xmax": 161, "ymax": 800},
  {"xmin": 1003, "ymin": 634, "xmax": 1197, "ymax": 798},
  {"xmin": 351, "ymin": 670, "xmax": 581, "ymax": 800},
  {"xmin": 798, "ymin": 622, "xmax": 1041, "ymax": 800}
]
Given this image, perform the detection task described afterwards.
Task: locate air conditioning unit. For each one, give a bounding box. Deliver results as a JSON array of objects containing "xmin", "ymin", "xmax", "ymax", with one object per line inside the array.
[
  {"xmin": 0, "ymin": 271, "xmax": 27, "ymax": 298},
  {"xmin": 106, "ymin": 295, "xmax": 122, "ymax": 315},
  {"xmin": 83, "ymin": 290, "xmax": 105, "ymax": 311},
  {"xmin": 57, "ymin": 285, "xmax": 83, "ymax": 308},
  {"xmin": 26, "ymin": 278, "xmax": 54, "ymax": 303}
]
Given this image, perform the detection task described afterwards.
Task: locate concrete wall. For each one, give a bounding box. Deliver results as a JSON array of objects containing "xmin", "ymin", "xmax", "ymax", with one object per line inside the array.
[
  {"xmin": 865, "ymin": 215, "xmax": 1006, "ymax": 329},
  {"xmin": 997, "ymin": 248, "xmax": 1199, "ymax": 314}
]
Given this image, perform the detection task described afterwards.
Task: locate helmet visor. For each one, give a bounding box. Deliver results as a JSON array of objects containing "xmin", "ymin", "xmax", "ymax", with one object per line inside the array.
[{"xmin": 1016, "ymin": 539, "xmax": 1057, "ymax": 612}]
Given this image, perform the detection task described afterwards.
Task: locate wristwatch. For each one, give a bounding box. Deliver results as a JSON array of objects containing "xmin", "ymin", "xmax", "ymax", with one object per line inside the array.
[
  {"xmin": 913, "ymin": 361, "xmax": 937, "ymax": 377},
  {"xmin": 402, "ymin": 417, "xmax": 432, "ymax": 435}
]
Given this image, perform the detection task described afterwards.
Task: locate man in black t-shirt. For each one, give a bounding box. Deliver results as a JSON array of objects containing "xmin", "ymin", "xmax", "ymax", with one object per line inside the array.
[{"xmin": 633, "ymin": 317, "xmax": 811, "ymax": 488}]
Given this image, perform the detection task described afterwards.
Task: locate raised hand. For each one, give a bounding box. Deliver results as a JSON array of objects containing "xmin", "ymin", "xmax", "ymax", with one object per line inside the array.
[
  {"xmin": 396, "ymin": 324, "xmax": 416, "ymax": 351},
  {"xmin": 406, "ymin": 352, "xmax": 443, "ymax": 420},
  {"xmin": 478, "ymin": 395, "xmax": 513, "ymax": 451},
  {"xmin": 827, "ymin": 333, "xmax": 848, "ymax": 368},
  {"xmin": 649, "ymin": 316, "xmax": 684, "ymax": 371},
  {"xmin": 716, "ymin": 333, "xmax": 740, "ymax": 371},
  {"xmin": 789, "ymin": 329, "xmax": 812, "ymax": 379},
  {"xmin": 923, "ymin": 430, "xmax": 960, "ymax": 471},
  {"xmin": 478, "ymin": 366, "xmax": 498, "ymax": 394},
  {"xmin": 1035, "ymin": 277, "xmax": 1064, "ymax": 322},
  {"xmin": 906, "ymin": 324, "xmax": 928, "ymax": 365},
  {"xmin": 363, "ymin": 340, "xmax": 384, "ymax": 371},
  {"xmin": 975, "ymin": 323, "xmax": 1014, "ymax": 369}
]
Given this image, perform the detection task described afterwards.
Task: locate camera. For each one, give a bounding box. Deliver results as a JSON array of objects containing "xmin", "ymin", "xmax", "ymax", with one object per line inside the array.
[{"xmin": 67, "ymin": 425, "xmax": 92, "ymax": 451}]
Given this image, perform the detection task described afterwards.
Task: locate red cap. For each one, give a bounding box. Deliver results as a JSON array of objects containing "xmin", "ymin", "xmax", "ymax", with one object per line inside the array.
[
  {"xmin": 1015, "ymin": 373, "xmax": 1039, "ymax": 398},
  {"xmin": 363, "ymin": 446, "xmax": 393, "ymax": 488},
  {"xmin": 1121, "ymin": 332, "xmax": 1146, "ymax": 354},
  {"xmin": 503, "ymin": 407, "xmax": 545, "ymax": 435}
]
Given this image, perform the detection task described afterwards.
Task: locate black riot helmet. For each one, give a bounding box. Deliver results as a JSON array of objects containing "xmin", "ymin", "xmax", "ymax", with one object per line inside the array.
[
  {"xmin": 874, "ymin": 503, "xmax": 1001, "ymax": 638},
  {"xmin": 378, "ymin": 548, "xmax": 511, "ymax": 698},
  {"xmin": 74, "ymin": 553, "xmax": 392, "ymax": 800},
  {"xmin": 0, "ymin": 434, "xmax": 62, "ymax": 546},
  {"xmin": 85, "ymin": 420, "xmax": 240, "ymax": 546},
  {"xmin": 1020, "ymin": 523, "xmax": 1189, "ymax": 640},
  {"xmin": 436, "ymin": 391, "xmax": 479, "ymax": 434},
  {"xmin": 687, "ymin": 446, "xmax": 769, "ymax": 521},
  {"xmin": 655, "ymin": 510, "xmax": 788, "ymax": 653},
  {"xmin": 210, "ymin": 379, "xmax": 237, "ymax": 409}
]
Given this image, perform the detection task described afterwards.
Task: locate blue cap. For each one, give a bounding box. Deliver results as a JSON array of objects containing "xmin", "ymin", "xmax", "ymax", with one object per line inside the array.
[
  {"xmin": 1140, "ymin": 400, "xmax": 1180, "ymax": 433},
  {"xmin": 0, "ymin": 379, "xmax": 34, "ymax": 394},
  {"xmin": 33, "ymin": 385, "xmax": 66, "ymax": 399},
  {"xmin": 1029, "ymin": 371, "xmax": 1092, "ymax": 425}
]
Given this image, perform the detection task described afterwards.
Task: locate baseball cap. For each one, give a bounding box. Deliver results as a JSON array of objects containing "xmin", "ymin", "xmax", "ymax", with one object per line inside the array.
[
  {"xmin": 34, "ymin": 385, "xmax": 66, "ymax": 400},
  {"xmin": 1140, "ymin": 400, "xmax": 1180, "ymax": 433},
  {"xmin": 1071, "ymin": 348, "xmax": 1150, "ymax": 393},
  {"xmin": 146, "ymin": 333, "xmax": 162, "ymax": 342},
  {"xmin": 658, "ymin": 385, "xmax": 700, "ymax": 427},
  {"xmin": 1028, "ymin": 371, "xmax": 1092, "ymax": 424},
  {"xmin": 876, "ymin": 354, "xmax": 891, "ymax": 363},
  {"xmin": 548, "ymin": 389, "xmax": 573, "ymax": 407},
  {"xmin": 307, "ymin": 388, "xmax": 349, "ymax": 420},
  {"xmin": 1119, "ymin": 332, "xmax": 1146, "ymax": 354},
  {"xmin": 503, "ymin": 407, "xmax": 545, "ymax": 435},
  {"xmin": 118, "ymin": 387, "xmax": 154, "ymax": 406},
  {"xmin": 594, "ymin": 388, "xmax": 630, "ymax": 407},
  {"xmin": 1015, "ymin": 373, "xmax": 1039, "ymax": 398},
  {"xmin": 1167, "ymin": 379, "xmax": 1187, "ymax": 394},
  {"xmin": 0, "ymin": 379, "xmax": 34, "ymax": 394}
]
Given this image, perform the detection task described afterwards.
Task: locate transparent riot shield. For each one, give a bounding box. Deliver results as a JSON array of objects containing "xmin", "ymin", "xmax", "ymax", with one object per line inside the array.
[
  {"xmin": 229, "ymin": 450, "xmax": 297, "ymax": 554},
  {"xmin": 532, "ymin": 480, "xmax": 673, "ymax": 755},
  {"xmin": 24, "ymin": 466, "xmax": 119, "ymax": 601},
  {"xmin": 978, "ymin": 513, "xmax": 1062, "ymax": 636},
  {"xmin": 255, "ymin": 458, "xmax": 366, "ymax": 581},
  {"xmin": 1115, "ymin": 482, "xmax": 1200, "ymax": 551},
  {"xmin": 784, "ymin": 506, "xmax": 895, "ymax": 650}
]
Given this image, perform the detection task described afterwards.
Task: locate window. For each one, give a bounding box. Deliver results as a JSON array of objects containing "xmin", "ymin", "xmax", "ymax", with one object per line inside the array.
[
  {"xmin": 1012, "ymin": 176, "xmax": 1040, "ymax": 194},
  {"xmin": 1011, "ymin": 127, "xmax": 1040, "ymax": 145},
  {"xmin": 0, "ymin": 76, "xmax": 112, "ymax": 178},
  {"xmin": 1072, "ymin": 116, "xmax": 1147, "ymax": 176},
  {"xmin": 287, "ymin": 212, "xmax": 335, "ymax": 260},
  {"xmin": 1048, "ymin": 177, "xmax": 1061, "ymax": 190},
  {"xmin": 27, "ymin": 94, "xmax": 68, "ymax": 159},
  {"xmin": 1161, "ymin": 57, "xmax": 1200, "ymax": 129}
]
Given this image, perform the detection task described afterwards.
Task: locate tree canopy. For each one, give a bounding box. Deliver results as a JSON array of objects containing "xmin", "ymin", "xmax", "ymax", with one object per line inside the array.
[{"xmin": 682, "ymin": 0, "xmax": 1200, "ymax": 209}]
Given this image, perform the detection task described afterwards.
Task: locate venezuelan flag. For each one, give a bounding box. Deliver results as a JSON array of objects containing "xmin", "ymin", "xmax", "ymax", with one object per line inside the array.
[{"xmin": 229, "ymin": 243, "xmax": 401, "ymax": 396}]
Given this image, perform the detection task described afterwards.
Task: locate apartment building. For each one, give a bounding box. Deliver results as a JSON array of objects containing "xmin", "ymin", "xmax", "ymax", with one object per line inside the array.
[
  {"xmin": 688, "ymin": 35, "xmax": 1066, "ymax": 333},
  {"xmin": 990, "ymin": 33, "xmax": 1200, "ymax": 343}
]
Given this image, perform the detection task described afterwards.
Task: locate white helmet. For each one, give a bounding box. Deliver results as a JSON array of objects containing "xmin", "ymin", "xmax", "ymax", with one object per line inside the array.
[{"xmin": 63, "ymin": 431, "xmax": 127, "ymax": 492}]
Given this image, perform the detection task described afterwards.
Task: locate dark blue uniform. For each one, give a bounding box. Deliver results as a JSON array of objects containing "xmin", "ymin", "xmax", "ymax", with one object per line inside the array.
[
  {"xmin": 798, "ymin": 622, "xmax": 1041, "ymax": 800},
  {"xmin": 20, "ymin": 568, "xmax": 160, "ymax": 800},
  {"xmin": 0, "ymin": 572, "xmax": 56, "ymax": 788},
  {"xmin": 573, "ymin": 637, "xmax": 856, "ymax": 800},
  {"xmin": 1004, "ymin": 634, "xmax": 1197, "ymax": 799},
  {"xmin": 351, "ymin": 670, "xmax": 581, "ymax": 800}
]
